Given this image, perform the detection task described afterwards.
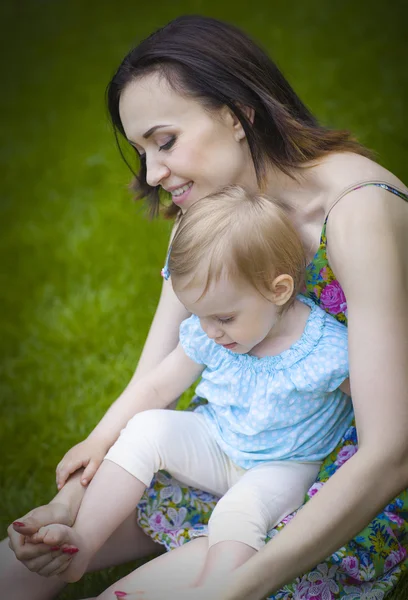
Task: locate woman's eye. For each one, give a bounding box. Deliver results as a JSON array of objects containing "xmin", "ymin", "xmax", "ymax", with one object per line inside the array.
[{"xmin": 159, "ymin": 136, "xmax": 176, "ymax": 151}]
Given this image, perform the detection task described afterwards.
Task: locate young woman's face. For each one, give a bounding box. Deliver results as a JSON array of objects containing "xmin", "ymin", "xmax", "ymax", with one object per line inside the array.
[{"xmin": 119, "ymin": 73, "xmax": 258, "ymax": 211}]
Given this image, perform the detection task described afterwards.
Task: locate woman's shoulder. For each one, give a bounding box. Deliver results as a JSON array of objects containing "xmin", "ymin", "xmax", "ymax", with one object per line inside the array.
[
  {"xmin": 320, "ymin": 158, "xmax": 408, "ymax": 296},
  {"xmin": 320, "ymin": 152, "xmax": 407, "ymax": 209},
  {"xmin": 324, "ymin": 155, "xmax": 407, "ymax": 233}
]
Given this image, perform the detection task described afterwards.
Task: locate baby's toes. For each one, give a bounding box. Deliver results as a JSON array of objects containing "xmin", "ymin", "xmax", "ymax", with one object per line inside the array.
[
  {"xmin": 27, "ymin": 531, "xmax": 47, "ymax": 544},
  {"xmin": 39, "ymin": 524, "xmax": 73, "ymax": 547}
]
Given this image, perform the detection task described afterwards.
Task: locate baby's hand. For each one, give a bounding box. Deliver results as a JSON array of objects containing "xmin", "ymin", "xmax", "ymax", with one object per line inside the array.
[{"xmin": 56, "ymin": 438, "xmax": 108, "ymax": 489}]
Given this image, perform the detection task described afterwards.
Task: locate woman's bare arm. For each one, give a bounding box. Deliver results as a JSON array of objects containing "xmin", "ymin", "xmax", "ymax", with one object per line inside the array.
[
  {"xmin": 52, "ymin": 273, "xmax": 190, "ymax": 488},
  {"xmin": 9, "ymin": 238, "xmax": 189, "ymax": 557},
  {"xmin": 220, "ymin": 187, "xmax": 408, "ymax": 600}
]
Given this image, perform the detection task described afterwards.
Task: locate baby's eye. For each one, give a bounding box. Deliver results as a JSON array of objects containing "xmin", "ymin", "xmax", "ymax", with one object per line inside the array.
[
  {"xmin": 159, "ymin": 135, "xmax": 176, "ymax": 151},
  {"xmin": 217, "ymin": 317, "xmax": 234, "ymax": 324}
]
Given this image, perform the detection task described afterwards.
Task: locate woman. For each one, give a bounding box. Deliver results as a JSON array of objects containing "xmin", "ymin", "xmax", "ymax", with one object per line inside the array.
[{"xmin": 3, "ymin": 15, "xmax": 408, "ymax": 600}]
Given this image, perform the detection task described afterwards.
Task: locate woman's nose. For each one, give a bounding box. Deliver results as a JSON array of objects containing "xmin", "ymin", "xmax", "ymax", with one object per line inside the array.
[{"xmin": 145, "ymin": 156, "xmax": 170, "ymax": 187}]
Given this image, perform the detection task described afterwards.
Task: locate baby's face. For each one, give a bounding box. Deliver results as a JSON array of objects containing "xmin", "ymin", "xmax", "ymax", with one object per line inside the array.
[{"xmin": 174, "ymin": 275, "xmax": 280, "ymax": 356}]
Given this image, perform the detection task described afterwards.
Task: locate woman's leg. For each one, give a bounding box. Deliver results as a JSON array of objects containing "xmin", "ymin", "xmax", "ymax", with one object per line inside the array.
[
  {"xmin": 0, "ymin": 511, "xmax": 162, "ymax": 600},
  {"xmin": 93, "ymin": 537, "xmax": 209, "ymax": 600}
]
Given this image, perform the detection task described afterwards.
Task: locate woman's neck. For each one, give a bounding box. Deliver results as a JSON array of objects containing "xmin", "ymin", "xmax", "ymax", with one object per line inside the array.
[
  {"xmin": 264, "ymin": 163, "xmax": 326, "ymax": 217},
  {"xmin": 263, "ymin": 161, "xmax": 333, "ymax": 262}
]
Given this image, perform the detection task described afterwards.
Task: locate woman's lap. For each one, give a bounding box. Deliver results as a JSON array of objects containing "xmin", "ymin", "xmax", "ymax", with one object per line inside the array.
[{"xmin": 137, "ymin": 415, "xmax": 408, "ymax": 599}]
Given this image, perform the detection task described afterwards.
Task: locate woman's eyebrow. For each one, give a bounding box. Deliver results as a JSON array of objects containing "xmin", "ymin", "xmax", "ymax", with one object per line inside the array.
[
  {"xmin": 127, "ymin": 125, "xmax": 171, "ymax": 147},
  {"xmin": 143, "ymin": 124, "xmax": 170, "ymax": 139}
]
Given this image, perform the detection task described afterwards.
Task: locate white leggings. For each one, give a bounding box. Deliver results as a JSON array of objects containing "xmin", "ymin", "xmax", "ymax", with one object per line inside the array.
[{"xmin": 105, "ymin": 409, "xmax": 320, "ymax": 550}]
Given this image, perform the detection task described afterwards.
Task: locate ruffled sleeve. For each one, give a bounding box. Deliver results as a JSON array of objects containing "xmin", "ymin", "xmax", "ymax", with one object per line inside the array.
[
  {"xmin": 288, "ymin": 307, "xmax": 349, "ymax": 394},
  {"xmin": 319, "ymin": 314, "xmax": 349, "ymax": 391},
  {"xmin": 303, "ymin": 313, "xmax": 349, "ymax": 393},
  {"xmin": 179, "ymin": 315, "xmax": 210, "ymax": 365}
]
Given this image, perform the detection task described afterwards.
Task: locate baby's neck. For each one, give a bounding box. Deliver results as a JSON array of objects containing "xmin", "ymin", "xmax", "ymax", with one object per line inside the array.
[{"xmin": 250, "ymin": 299, "xmax": 311, "ymax": 358}]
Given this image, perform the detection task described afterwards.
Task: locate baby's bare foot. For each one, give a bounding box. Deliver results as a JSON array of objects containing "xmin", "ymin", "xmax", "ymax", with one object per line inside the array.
[
  {"xmin": 12, "ymin": 501, "xmax": 74, "ymax": 539},
  {"xmin": 36, "ymin": 523, "xmax": 89, "ymax": 582}
]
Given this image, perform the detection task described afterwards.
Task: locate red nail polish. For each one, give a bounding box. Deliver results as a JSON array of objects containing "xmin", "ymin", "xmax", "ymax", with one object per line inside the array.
[
  {"xmin": 13, "ymin": 521, "xmax": 26, "ymax": 527},
  {"xmin": 50, "ymin": 546, "xmax": 60, "ymax": 551},
  {"xmin": 62, "ymin": 547, "xmax": 79, "ymax": 554},
  {"xmin": 114, "ymin": 592, "xmax": 127, "ymax": 598}
]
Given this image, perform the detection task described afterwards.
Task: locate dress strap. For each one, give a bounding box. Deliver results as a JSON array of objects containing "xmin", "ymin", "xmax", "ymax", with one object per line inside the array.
[
  {"xmin": 161, "ymin": 247, "xmax": 171, "ymax": 280},
  {"xmin": 325, "ymin": 180, "xmax": 408, "ymax": 221}
]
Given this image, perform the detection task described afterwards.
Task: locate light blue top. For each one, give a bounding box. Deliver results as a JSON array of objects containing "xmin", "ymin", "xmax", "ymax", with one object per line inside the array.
[{"xmin": 179, "ymin": 296, "xmax": 353, "ymax": 468}]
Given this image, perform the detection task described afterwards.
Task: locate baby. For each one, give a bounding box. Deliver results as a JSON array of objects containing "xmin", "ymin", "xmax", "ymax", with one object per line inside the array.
[{"xmin": 30, "ymin": 186, "xmax": 352, "ymax": 590}]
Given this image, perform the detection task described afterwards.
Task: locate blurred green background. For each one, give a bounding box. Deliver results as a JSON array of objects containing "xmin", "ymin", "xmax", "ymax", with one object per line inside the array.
[{"xmin": 1, "ymin": 0, "xmax": 407, "ymax": 598}]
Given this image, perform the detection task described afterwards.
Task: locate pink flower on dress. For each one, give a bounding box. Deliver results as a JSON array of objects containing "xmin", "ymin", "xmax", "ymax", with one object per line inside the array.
[
  {"xmin": 341, "ymin": 555, "xmax": 360, "ymax": 579},
  {"xmin": 335, "ymin": 445, "xmax": 357, "ymax": 467},
  {"xmin": 148, "ymin": 511, "xmax": 171, "ymax": 533},
  {"xmin": 280, "ymin": 512, "xmax": 296, "ymax": 526},
  {"xmin": 320, "ymin": 281, "xmax": 347, "ymax": 315},
  {"xmin": 319, "ymin": 266, "xmax": 329, "ymax": 280},
  {"xmin": 313, "ymin": 286, "xmax": 322, "ymax": 299},
  {"xmin": 384, "ymin": 511, "xmax": 405, "ymax": 527},
  {"xmin": 306, "ymin": 563, "xmax": 340, "ymax": 599},
  {"xmin": 384, "ymin": 547, "xmax": 407, "ymax": 571},
  {"xmin": 308, "ymin": 481, "xmax": 324, "ymax": 498}
]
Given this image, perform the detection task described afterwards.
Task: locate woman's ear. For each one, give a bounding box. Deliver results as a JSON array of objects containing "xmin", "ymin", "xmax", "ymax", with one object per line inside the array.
[
  {"xmin": 269, "ymin": 274, "xmax": 294, "ymax": 306},
  {"xmin": 222, "ymin": 105, "xmax": 255, "ymax": 141},
  {"xmin": 233, "ymin": 105, "xmax": 255, "ymax": 141}
]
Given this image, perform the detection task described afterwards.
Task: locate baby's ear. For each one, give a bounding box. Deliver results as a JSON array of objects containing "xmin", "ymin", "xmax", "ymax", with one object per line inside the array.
[{"xmin": 270, "ymin": 274, "xmax": 294, "ymax": 306}]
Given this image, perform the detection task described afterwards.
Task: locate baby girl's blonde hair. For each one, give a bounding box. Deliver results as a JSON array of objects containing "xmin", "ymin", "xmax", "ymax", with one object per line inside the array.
[{"xmin": 168, "ymin": 185, "xmax": 306, "ymax": 309}]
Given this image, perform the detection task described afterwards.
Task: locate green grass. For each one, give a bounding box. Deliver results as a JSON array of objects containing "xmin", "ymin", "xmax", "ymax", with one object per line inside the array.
[{"xmin": 1, "ymin": 0, "xmax": 407, "ymax": 598}]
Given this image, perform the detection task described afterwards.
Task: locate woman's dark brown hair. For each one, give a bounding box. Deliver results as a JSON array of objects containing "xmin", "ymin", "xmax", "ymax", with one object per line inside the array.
[{"xmin": 107, "ymin": 15, "xmax": 370, "ymax": 218}]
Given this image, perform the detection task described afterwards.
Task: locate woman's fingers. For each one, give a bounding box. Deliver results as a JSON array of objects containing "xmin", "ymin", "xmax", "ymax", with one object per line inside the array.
[
  {"xmin": 8, "ymin": 523, "xmax": 50, "ymax": 561},
  {"xmin": 37, "ymin": 553, "xmax": 73, "ymax": 577},
  {"xmin": 8, "ymin": 502, "xmax": 75, "ymax": 564},
  {"xmin": 8, "ymin": 532, "xmax": 57, "ymax": 562},
  {"xmin": 23, "ymin": 548, "xmax": 65, "ymax": 574}
]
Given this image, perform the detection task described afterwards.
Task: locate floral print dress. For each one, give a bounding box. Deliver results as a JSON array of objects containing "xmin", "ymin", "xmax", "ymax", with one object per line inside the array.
[{"xmin": 137, "ymin": 182, "xmax": 408, "ymax": 599}]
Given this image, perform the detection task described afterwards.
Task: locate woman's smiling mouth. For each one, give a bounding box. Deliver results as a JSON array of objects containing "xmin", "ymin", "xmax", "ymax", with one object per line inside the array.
[{"xmin": 168, "ymin": 181, "xmax": 193, "ymax": 205}]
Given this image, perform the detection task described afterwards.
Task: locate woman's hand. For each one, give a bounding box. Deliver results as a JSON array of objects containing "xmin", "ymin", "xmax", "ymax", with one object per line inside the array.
[
  {"xmin": 56, "ymin": 437, "xmax": 108, "ymax": 489},
  {"xmin": 7, "ymin": 502, "xmax": 75, "ymax": 576}
]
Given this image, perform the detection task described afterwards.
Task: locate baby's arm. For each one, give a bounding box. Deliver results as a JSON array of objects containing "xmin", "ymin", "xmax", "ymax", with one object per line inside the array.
[
  {"xmin": 85, "ymin": 341, "xmax": 204, "ymax": 442},
  {"xmin": 339, "ymin": 377, "xmax": 351, "ymax": 396},
  {"xmin": 56, "ymin": 265, "xmax": 190, "ymax": 489},
  {"xmin": 56, "ymin": 338, "xmax": 201, "ymax": 488},
  {"xmin": 35, "ymin": 345, "xmax": 203, "ymax": 581}
]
